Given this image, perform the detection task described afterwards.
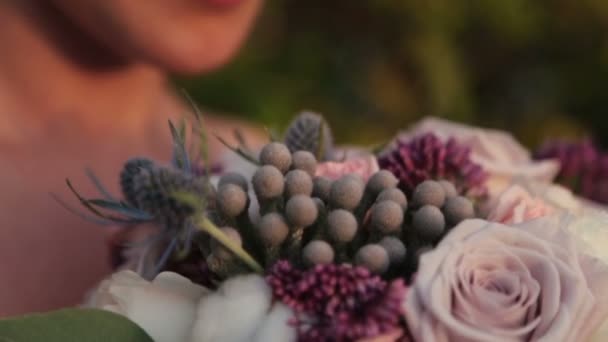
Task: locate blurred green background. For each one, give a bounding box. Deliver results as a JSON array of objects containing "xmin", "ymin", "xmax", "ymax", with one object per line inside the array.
[{"xmin": 176, "ymin": 1, "xmax": 608, "ymax": 148}]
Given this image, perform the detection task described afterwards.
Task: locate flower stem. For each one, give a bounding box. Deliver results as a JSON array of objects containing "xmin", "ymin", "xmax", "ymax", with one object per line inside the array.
[{"xmin": 194, "ymin": 215, "xmax": 264, "ymax": 273}]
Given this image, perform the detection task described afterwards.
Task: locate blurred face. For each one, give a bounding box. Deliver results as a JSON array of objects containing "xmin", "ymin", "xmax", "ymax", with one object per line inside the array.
[{"xmin": 51, "ymin": 0, "xmax": 263, "ymax": 74}]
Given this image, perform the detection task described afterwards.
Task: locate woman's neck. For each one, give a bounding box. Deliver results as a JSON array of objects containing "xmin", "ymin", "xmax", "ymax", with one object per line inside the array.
[{"xmin": 0, "ymin": 0, "xmax": 172, "ymax": 144}]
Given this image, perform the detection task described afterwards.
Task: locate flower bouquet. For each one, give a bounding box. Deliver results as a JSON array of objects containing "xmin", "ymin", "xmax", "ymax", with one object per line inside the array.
[{"xmin": 2, "ymin": 110, "xmax": 608, "ymax": 342}]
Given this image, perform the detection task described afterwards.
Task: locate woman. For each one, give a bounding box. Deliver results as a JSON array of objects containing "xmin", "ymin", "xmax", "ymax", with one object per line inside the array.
[{"xmin": 0, "ymin": 0, "xmax": 264, "ymax": 315}]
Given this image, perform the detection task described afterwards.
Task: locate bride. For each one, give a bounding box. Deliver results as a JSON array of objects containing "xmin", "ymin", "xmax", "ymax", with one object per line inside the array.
[{"xmin": 0, "ymin": 0, "xmax": 264, "ymax": 316}]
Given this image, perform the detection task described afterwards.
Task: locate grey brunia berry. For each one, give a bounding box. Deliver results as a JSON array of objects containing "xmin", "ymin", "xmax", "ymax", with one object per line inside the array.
[
  {"xmin": 329, "ymin": 174, "xmax": 365, "ymax": 211},
  {"xmin": 291, "ymin": 150, "xmax": 317, "ymax": 177},
  {"xmin": 376, "ymin": 188, "xmax": 408, "ymax": 210},
  {"xmin": 285, "ymin": 195, "xmax": 318, "ymax": 227},
  {"xmin": 216, "ymin": 184, "xmax": 248, "ymax": 218},
  {"xmin": 412, "ymin": 180, "xmax": 446, "ymax": 208},
  {"xmin": 284, "ymin": 169, "xmax": 313, "ymax": 198},
  {"xmin": 355, "ymin": 244, "xmax": 390, "ymax": 274},
  {"xmin": 413, "ymin": 205, "xmax": 446, "ymax": 241},
  {"xmin": 252, "ymin": 165, "xmax": 285, "ymax": 201},
  {"xmin": 379, "ymin": 236, "xmax": 407, "ymax": 265},
  {"xmin": 443, "ymin": 196, "xmax": 475, "ymax": 226},
  {"xmin": 312, "ymin": 176, "xmax": 332, "ymax": 202},
  {"xmin": 326, "ymin": 209, "xmax": 358, "ymax": 243},
  {"xmin": 370, "ymin": 200, "xmax": 404, "ymax": 234},
  {"xmin": 366, "ymin": 170, "xmax": 399, "ymax": 198},
  {"xmin": 302, "ymin": 240, "xmax": 335, "ymax": 266},
  {"xmin": 257, "ymin": 213, "xmax": 290, "ymax": 247},
  {"xmin": 259, "ymin": 142, "xmax": 292, "ymax": 174},
  {"xmin": 438, "ymin": 180, "xmax": 458, "ymax": 198}
]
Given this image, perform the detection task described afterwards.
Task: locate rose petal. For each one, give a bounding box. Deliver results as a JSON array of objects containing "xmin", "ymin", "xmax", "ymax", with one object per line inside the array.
[{"xmin": 406, "ymin": 218, "xmax": 608, "ymax": 342}]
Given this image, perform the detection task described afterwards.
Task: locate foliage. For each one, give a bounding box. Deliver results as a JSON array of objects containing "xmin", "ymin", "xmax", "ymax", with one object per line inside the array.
[
  {"xmin": 0, "ymin": 309, "xmax": 153, "ymax": 342},
  {"xmin": 176, "ymin": 0, "xmax": 608, "ymax": 147}
]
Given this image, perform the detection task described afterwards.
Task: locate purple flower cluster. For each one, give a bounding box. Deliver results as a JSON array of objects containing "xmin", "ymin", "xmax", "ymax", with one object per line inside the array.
[
  {"xmin": 378, "ymin": 133, "xmax": 488, "ymax": 196},
  {"xmin": 266, "ymin": 260, "xmax": 407, "ymax": 342},
  {"xmin": 534, "ymin": 139, "xmax": 608, "ymax": 204}
]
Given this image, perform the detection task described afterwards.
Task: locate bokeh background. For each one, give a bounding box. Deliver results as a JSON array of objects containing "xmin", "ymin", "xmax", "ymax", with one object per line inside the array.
[{"xmin": 176, "ymin": 1, "xmax": 608, "ymax": 148}]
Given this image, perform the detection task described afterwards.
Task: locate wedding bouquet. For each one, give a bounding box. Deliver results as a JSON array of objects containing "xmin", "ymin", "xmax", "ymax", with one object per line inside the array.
[{"xmin": 2, "ymin": 110, "xmax": 608, "ymax": 342}]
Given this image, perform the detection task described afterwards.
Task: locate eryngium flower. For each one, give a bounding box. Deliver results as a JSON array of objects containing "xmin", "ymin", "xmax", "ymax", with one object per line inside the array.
[
  {"xmin": 378, "ymin": 133, "xmax": 488, "ymax": 197},
  {"xmin": 266, "ymin": 260, "xmax": 406, "ymax": 341},
  {"xmin": 132, "ymin": 165, "xmax": 214, "ymax": 227},
  {"xmin": 120, "ymin": 157, "xmax": 156, "ymax": 206},
  {"xmin": 284, "ymin": 111, "xmax": 334, "ymax": 161},
  {"xmin": 534, "ymin": 139, "xmax": 608, "ymax": 204}
]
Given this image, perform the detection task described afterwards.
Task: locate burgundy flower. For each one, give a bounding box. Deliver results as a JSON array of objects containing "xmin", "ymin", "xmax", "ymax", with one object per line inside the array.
[
  {"xmin": 266, "ymin": 260, "xmax": 407, "ymax": 342},
  {"xmin": 534, "ymin": 139, "xmax": 608, "ymax": 204},
  {"xmin": 378, "ymin": 133, "xmax": 488, "ymax": 196}
]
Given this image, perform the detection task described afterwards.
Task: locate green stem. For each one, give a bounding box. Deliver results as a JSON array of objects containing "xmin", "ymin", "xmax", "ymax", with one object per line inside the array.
[{"xmin": 194, "ymin": 216, "xmax": 264, "ymax": 273}]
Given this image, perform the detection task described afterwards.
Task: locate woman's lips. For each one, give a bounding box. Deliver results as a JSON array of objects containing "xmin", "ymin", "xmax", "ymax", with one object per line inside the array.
[{"xmin": 200, "ymin": 0, "xmax": 246, "ymax": 9}]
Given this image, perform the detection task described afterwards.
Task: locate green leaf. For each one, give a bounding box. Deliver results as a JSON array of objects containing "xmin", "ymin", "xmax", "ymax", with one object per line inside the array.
[{"xmin": 0, "ymin": 308, "xmax": 153, "ymax": 342}]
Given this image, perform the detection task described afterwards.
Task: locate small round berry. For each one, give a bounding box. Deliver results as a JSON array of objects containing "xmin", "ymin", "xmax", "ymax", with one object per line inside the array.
[
  {"xmin": 284, "ymin": 169, "xmax": 313, "ymax": 198},
  {"xmin": 252, "ymin": 165, "xmax": 285, "ymax": 200},
  {"xmin": 292, "ymin": 151, "xmax": 317, "ymax": 177},
  {"xmin": 257, "ymin": 213, "xmax": 290, "ymax": 247},
  {"xmin": 285, "ymin": 195, "xmax": 318, "ymax": 227},
  {"xmin": 438, "ymin": 180, "xmax": 458, "ymax": 198},
  {"xmin": 329, "ymin": 174, "xmax": 365, "ymax": 211},
  {"xmin": 413, "ymin": 205, "xmax": 446, "ymax": 241},
  {"xmin": 312, "ymin": 197, "xmax": 326, "ymax": 215},
  {"xmin": 412, "ymin": 180, "xmax": 446, "ymax": 208},
  {"xmin": 366, "ymin": 170, "xmax": 398, "ymax": 197},
  {"xmin": 259, "ymin": 142, "xmax": 292, "ymax": 173},
  {"xmin": 211, "ymin": 227, "xmax": 242, "ymax": 260},
  {"xmin": 313, "ymin": 176, "xmax": 333, "ymax": 202},
  {"xmin": 370, "ymin": 200, "xmax": 404, "ymax": 234},
  {"xmin": 216, "ymin": 184, "xmax": 248, "ymax": 217},
  {"xmin": 302, "ymin": 240, "xmax": 335, "ymax": 266},
  {"xmin": 355, "ymin": 244, "xmax": 390, "ymax": 274},
  {"xmin": 379, "ymin": 236, "xmax": 407, "ymax": 265},
  {"xmin": 376, "ymin": 188, "xmax": 408, "ymax": 210},
  {"xmin": 218, "ymin": 172, "xmax": 249, "ymax": 192},
  {"xmin": 327, "ymin": 209, "xmax": 358, "ymax": 243},
  {"xmin": 443, "ymin": 196, "xmax": 475, "ymax": 226}
]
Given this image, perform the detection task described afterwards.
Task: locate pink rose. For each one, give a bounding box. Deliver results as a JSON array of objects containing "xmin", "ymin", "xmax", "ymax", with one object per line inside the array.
[
  {"xmin": 398, "ymin": 117, "xmax": 560, "ymax": 195},
  {"xmin": 315, "ymin": 155, "xmax": 379, "ymax": 181},
  {"xmin": 486, "ymin": 184, "xmax": 554, "ymax": 224},
  {"xmin": 405, "ymin": 217, "xmax": 608, "ymax": 342}
]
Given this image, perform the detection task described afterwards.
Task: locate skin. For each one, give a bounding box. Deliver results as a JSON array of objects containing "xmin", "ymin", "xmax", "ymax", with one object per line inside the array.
[{"xmin": 0, "ymin": 0, "xmax": 264, "ymax": 316}]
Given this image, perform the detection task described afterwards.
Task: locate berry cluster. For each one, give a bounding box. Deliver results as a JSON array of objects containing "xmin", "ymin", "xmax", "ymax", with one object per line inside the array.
[
  {"xmin": 67, "ymin": 112, "xmax": 479, "ymax": 283},
  {"xmin": 211, "ymin": 141, "xmax": 476, "ymax": 279}
]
